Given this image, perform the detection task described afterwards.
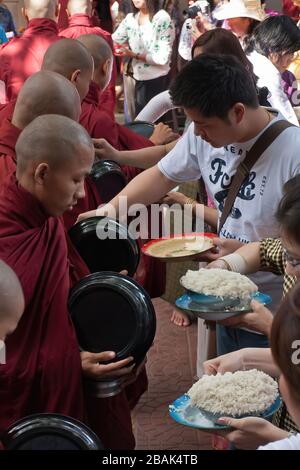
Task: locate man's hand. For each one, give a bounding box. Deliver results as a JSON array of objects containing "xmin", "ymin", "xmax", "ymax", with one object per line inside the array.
[
  {"xmin": 214, "ymin": 416, "xmax": 288, "ymax": 449},
  {"xmin": 198, "ymin": 237, "xmax": 245, "ymax": 263},
  {"xmin": 203, "ymin": 350, "xmax": 244, "ymax": 375},
  {"xmin": 160, "ymin": 191, "xmax": 190, "ymax": 206},
  {"xmin": 218, "ymin": 300, "xmax": 273, "ymax": 336},
  {"xmin": 149, "ymin": 122, "xmax": 180, "ymax": 145},
  {"xmin": 93, "ymin": 138, "xmax": 121, "ymax": 163},
  {"xmin": 81, "ymin": 351, "xmax": 135, "ymax": 379}
]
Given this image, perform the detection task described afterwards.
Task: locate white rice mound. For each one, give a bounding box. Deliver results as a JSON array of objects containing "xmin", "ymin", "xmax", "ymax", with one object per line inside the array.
[
  {"xmin": 187, "ymin": 369, "xmax": 278, "ymax": 417},
  {"xmin": 181, "ymin": 268, "xmax": 258, "ymax": 299}
]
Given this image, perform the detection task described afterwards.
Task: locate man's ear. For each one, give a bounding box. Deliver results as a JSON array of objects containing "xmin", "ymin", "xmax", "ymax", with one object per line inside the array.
[
  {"xmin": 230, "ymin": 103, "xmax": 245, "ymax": 125},
  {"xmin": 34, "ymin": 163, "xmax": 49, "ymax": 185},
  {"xmin": 70, "ymin": 69, "xmax": 81, "ymax": 85}
]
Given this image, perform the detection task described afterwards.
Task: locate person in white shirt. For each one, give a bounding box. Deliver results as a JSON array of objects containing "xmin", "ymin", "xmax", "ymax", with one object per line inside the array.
[
  {"xmin": 112, "ymin": 0, "xmax": 175, "ymax": 116},
  {"xmin": 245, "ymin": 15, "xmax": 300, "ymax": 126},
  {"xmin": 78, "ymin": 53, "xmax": 300, "ymax": 352},
  {"xmin": 203, "ymin": 280, "xmax": 300, "ymax": 450}
]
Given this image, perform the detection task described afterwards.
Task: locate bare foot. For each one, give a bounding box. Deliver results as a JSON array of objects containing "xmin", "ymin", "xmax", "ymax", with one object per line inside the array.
[{"xmin": 170, "ymin": 308, "xmax": 191, "ymax": 327}]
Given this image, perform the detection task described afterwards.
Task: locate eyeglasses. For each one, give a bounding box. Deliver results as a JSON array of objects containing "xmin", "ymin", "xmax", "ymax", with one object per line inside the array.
[{"xmin": 283, "ymin": 247, "xmax": 300, "ymax": 268}]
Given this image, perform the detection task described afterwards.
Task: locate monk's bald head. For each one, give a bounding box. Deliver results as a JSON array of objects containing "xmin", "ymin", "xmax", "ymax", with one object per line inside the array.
[
  {"xmin": 42, "ymin": 38, "xmax": 94, "ymax": 100},
  {"xmin": 0, "ymin": 261, "xmax": 24, "ymax": 341},
  {"xmin": 16, "ymin": 115, "xmax": 94, "ymax": 216},
  {"xmin": 12, "ymin": 71, "xmax": 81, "ymax": 129},
  {"xmin": 24, "ymin": 0, "xmax": 59, "ymax": 20},
  {"xmin": 67, "ymin": 0, "xmax": 92, "ymax": 16},
  {"xmin": 77, "ymin": 34, "xmax": 113, "ymax": 90},
  {"xmin": 77, "ymin": 34, "xmax": 112, "ymax": 68}
]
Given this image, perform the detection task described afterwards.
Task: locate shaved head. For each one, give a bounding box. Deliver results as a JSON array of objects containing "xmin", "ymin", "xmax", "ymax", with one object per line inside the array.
[
  {"xmin": 12, "ymin": 71, "xmax": 81, "ymax": 129},
  {"xmin": 77, "ymin": 34, "xmax": 112, "ymax": 69},
  {"xmin": 67, "ymin": 0, "xmax": 92, "ymax": 16},
  {"xmin": 0, "ymin": 260, "xmax": 24, "ymax": 341},
  {"xmin": 42, "ymin": 38, "xmax": 94, "ymax": 99},
  {"xmin": 16, "ymin": 114, "xmax": 93, "ymax": 175},
  {"xmin": 42, "ymin": 38, "xmax": 93, "ymax": 80},
  {"xmin": 24, "ymin": 0, "xmax": 58, "ymax": 19},
  {"xmin": 16, "ymin": 115, "xmax": 94, "ymax": 216}
]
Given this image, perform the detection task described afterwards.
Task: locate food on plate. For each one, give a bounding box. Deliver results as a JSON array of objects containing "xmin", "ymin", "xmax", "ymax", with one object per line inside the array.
[
  {"xmin": 187, "ymin": 369, "xmax": 278, "ymax": 417},
  {"xmin": 145, "ymin": 236, "xmax": 213, "ymax": 258},
  {"xmin": 181, "ymin": 268, "xmax": 258, "ymax": 299}
]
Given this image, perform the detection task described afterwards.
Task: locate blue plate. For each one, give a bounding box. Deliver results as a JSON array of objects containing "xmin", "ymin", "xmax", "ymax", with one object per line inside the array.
[
  {"xmin": 175, "ymin": 291, "xmax": 272, "ymax": 320},
  {"xmin": 169, "ymin": 394, "xmax": 282, "ymax": 430}
]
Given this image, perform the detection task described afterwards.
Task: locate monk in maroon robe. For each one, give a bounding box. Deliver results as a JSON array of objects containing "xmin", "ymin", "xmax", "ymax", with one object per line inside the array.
[
  {"xmin": 0, "ymin": 115, "xmax": 136, "ymax": 447},
  {"xmin": 59, "ymin": 0, "xmax": 117, "ymax": 118},
  {"xmin": 0, "ymin": 0, "xmax": 60, "ymax": 102}
]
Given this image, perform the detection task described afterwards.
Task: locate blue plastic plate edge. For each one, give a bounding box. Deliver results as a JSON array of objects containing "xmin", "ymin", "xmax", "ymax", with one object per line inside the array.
[{"xmin": 169, "ymin": 394, "xmax": 282, "ymax": 431}]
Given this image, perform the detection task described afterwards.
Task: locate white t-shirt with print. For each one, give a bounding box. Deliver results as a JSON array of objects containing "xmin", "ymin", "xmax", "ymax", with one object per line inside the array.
[
  {"xmin": 258, "ymin": 433, "xmax": 300, "ymax": 450},
  {"xmin": 158, "ymin": 110, "xmax": 300, "ymax": 313}
]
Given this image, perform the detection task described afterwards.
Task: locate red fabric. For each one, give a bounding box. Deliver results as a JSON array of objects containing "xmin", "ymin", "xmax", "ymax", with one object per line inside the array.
[
  {"xmin": 58, "ymin": 0, "xmax": 69, "ymax": 31},
  {"xmin": 59, "ymin": 14, "xmax": 117, "ymax": 119},
  {"xmin": 283, "ymin": 0, "xmax": 300, "ymax": 21},
  {"xmin": 80, "ymin": 81, "xmax": 166, "ymax": 298},
  {"xmin": 0, "ymin": 100, "xmax": 15, "ymax": 123},
  {"xmin": 0, "ymin": 174, "xmax": 86, "ymax": 432},
  {"xmin": 0, "ymin": 118, "xmax": 20, "ymax": 186},
  {"xmin": 0, "ymin": 19, "xmax": 60, "ymax": 102}
]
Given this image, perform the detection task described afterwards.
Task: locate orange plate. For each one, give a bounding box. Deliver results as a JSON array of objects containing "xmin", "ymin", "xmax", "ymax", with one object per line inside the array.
[{"xmin": 142, "ymin": 232, "xmax": 216, "ymax": 262}]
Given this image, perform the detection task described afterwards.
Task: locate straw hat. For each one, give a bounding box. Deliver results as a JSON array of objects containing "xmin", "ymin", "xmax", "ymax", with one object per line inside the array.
[{"xmin": 213, "ymin": 0, "xmax": 266, "ymax": 22}]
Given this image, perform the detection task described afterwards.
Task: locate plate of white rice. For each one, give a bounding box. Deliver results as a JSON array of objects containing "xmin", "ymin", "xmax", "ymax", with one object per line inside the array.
[
  {"xmin": 169, "ymin": 370, "xmax": 281, "ymax": 430},
  {"xmin": 180, "ymin": 269, "xmax": 258, "ymax": 300}
]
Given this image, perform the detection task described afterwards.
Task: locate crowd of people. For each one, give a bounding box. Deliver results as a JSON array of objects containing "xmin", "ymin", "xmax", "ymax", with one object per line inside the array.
[{"xmin": 0, "ymin": 0, "xmax": 300, "ymax": 451}]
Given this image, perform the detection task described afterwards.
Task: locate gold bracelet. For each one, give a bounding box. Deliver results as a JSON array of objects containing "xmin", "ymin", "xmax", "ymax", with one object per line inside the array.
[
  {"xmin": 185, "ymin": 197, "xmax": 197, "ymax": 208},
  {"xmin": 218, "ymin": 258, "xmax": 232, "ymax": 271}
]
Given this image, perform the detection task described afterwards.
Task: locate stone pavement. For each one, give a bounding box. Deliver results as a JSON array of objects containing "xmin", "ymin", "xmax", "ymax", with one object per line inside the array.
[{"xmin": 133, "ymin": 298, "xmax": 212, "ymax": 450}]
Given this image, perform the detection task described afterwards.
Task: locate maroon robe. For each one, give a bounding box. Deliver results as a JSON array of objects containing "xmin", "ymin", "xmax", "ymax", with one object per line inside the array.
[
  {"xmin": 80, "ymin": 81, "xmax": 166, "ymax": 298},
  {"xmin": 0, "ymin": 174, "xmax": 86, "ymax": 432},
  {"xmin": 0, "ymin": 19, "xmax": 60, "ymax": 101},
  {"xmin": 0, "ymin": 118, "xmax": 20, "ymax": 186},
  {"xmin": 59, "ymin": 13, "xmax": 117, "ymax": 119}
]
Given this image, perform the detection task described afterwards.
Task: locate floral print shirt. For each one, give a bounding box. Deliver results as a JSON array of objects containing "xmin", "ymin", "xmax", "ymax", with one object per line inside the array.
[{"xmin": 112, "ymin": 9, "xmax": 175, "ymax": 80}]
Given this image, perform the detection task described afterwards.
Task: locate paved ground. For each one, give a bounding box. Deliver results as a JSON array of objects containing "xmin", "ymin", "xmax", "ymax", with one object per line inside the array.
[{"xmin": 133, "ymin": 298, "xmax": 212, "ymax": 450}]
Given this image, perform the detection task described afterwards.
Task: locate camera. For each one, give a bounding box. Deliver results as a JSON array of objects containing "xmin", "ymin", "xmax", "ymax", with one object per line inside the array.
[{"xmin": 183, "ymin": 0, "xmax": 211, "ymax": 19}]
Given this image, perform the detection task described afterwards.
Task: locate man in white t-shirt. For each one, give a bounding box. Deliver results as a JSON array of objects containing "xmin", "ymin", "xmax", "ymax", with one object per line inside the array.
[{"xmin": 79, "ymin": 53, "xmax": 300, "ymax": 354}]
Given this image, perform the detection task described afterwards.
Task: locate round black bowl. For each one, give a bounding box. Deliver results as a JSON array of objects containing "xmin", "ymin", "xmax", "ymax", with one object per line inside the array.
[
  {"xmin": 124, "ymin": 120, "xmax": 155, "ymax": 138},
  {"xmin": 90, "ymin": 160, "xmax": 127, "ymax": 203},
  {"xmin": 68, "ymin": 272, "xmax": 156, "ymax": 365},
  {"xmin": 68, "ymin": 216, "xmax": 140, "ymax": 277},
  {"xmin": 2, "ymin": 414, "xmax": 103, "ymax": 450}
]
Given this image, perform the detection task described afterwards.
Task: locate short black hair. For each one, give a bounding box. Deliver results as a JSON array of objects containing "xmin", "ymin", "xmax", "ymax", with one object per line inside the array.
[
  {"xmin": 169, "ymin": 53, "xmax": 259, "ymax": 119},
  {"xmin": 250, "ymin": 15, "xmax": 300, "ymax": 57},
  {"xmin": 276, "ymin": 175, "xmax": 300, "ymax": 245}
]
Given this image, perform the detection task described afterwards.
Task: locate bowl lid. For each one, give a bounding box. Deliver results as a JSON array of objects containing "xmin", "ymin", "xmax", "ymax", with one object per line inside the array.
[
  {"xmin": 68, "ymin": 272, "xmax": 156, "ymax": 363},
  {"xmin": 2, "ymin": 414, "xmax": 103, "ymax": 450},
  {"xmin": 89, "ymin": 160, "xmax": 127, "ymax": 204},
  {"xmin": 68, "ymin": 216, "xmax": 140, "ymax": 277}
]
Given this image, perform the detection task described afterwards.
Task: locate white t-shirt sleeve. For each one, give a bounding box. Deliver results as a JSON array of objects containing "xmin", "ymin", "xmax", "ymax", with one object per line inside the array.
[
  {"xmin": 135, "ymin": 90, "xmax": 175, "ymax": 122},
  {"xmin": 258, "ymin": 433, "xmax": 300, "ymax": 450},
  {"xmin": 158, "ymin": 123, "xmax": 202, "ymax": 182}
]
